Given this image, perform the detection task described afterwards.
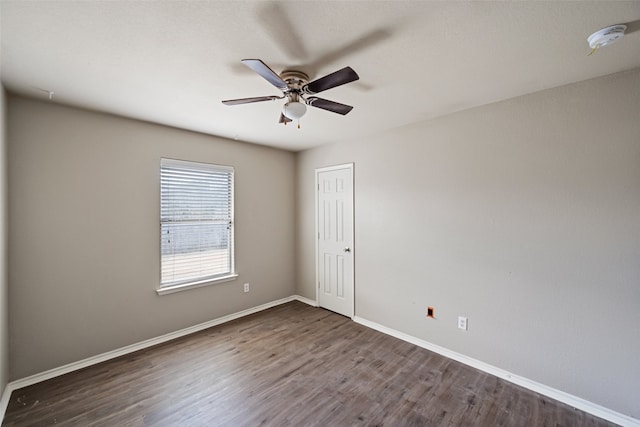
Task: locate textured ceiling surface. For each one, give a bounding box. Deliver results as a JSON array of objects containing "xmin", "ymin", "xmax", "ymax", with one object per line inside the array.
[{"xmin": 1, "ymin": 1, "xmax": 639, "ymax": 151}]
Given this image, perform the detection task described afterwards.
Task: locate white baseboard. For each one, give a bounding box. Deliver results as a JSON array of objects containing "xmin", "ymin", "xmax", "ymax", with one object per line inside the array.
[
  {"xmin": 292, "ymin": 294, "xmax": 318, "ymax": 307},
  {"xmin": 2, "ymin": 296, "xmax": 634, "ymax": 427},
  {"xmin": 0, "ymin": 295, "xmax": 298, "ymax": 422},
  {"xmin": 353, "ymin": 316, "xmax": 639, "ymax": 427}
]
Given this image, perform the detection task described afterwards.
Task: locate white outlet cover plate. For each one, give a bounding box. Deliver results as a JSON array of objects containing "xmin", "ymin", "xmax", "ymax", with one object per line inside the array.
[{"xmin": 458, "ymin": 316, "xmax": 468, "ymax": 330}]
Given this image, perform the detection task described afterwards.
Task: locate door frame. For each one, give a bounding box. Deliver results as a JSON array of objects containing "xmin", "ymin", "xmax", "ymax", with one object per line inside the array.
[{"xmin": 315, "ymin": 163, "xmax": 355, "ymax": 318}]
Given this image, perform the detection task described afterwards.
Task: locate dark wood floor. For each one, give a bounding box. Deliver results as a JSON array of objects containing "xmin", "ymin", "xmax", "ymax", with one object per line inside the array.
[{"xmin": 3, "ymin": 301, "xmax": 616, "ymax": 426}]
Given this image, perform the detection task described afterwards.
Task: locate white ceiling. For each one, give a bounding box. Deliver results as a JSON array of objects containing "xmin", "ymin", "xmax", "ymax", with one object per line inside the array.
[{"xmin": 1, "ymin": 1, "xmax": 639, "ymax": 152}]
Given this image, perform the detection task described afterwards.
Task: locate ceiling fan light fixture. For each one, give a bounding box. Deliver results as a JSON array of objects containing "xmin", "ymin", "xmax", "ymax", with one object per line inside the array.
[{"xmin": 282, "ymin": 101, "xmax": 307, "ymax": 120}]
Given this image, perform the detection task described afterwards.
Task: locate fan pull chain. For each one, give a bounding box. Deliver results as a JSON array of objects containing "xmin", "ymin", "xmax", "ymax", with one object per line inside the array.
[{"xmin": 298, "ymin": 120, "xmax": 301, "ymax": 129}]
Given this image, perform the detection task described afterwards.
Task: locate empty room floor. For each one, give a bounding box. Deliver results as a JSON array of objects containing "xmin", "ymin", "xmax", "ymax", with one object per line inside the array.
[{"xmin": 2, "ymin": 301, "xmax": 616, "ymax": 426}]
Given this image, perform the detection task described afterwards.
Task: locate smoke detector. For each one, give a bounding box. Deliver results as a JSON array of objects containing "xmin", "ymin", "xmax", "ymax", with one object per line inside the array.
[{"xmin": 588, "ymin": 25, "xmax": 627, "ymax": 50}]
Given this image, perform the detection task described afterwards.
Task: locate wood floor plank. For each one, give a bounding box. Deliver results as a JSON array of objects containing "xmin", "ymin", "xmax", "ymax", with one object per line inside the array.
[{"xmin": 2, "ymin": 302, "xmax": 618, "ymax": 426}]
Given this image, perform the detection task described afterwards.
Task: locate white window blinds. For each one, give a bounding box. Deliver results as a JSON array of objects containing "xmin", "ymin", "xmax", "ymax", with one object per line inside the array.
[{"xmin": 160, "ymin": 158, "xmax": 234, "ymax": 289}]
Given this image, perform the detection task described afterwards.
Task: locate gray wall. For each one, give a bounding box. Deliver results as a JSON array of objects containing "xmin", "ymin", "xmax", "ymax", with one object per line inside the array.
[
  {"xmin": 8, "ymin": 97, "xmax": 296, "ymax": 379},
  {"xmin": 0, "ymin": 86, "xmax": 8, "ymax": 396},
  {"xmin": 296, "ymin": 69, "xmax": 640, "ymax": 418}
]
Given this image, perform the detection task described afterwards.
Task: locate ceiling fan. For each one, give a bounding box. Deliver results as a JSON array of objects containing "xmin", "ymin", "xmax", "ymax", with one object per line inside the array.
[{"xmin": 222, "ymin": 59, "xmax": 359, "ymax": 126}]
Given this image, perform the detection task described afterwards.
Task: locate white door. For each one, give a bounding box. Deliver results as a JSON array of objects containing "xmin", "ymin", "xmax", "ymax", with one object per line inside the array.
[{"xmin": 316, "ymin": 164, "xmax": 354, "ymax": 317}]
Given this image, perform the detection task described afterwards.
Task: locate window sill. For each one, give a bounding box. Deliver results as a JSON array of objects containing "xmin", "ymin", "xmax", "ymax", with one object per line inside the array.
[{"xmin": 156, "ymin": 274, "xmax": 238, "ymax": 296}]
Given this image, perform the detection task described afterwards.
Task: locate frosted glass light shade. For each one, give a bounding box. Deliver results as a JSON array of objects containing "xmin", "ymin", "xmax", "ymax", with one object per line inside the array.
[{"xmin": 282, "ymin": 101, "xmax": 307, "ymax": 120}]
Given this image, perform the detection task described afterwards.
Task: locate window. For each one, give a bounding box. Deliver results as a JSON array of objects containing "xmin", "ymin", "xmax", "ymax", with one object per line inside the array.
[{"xmin": 159, "ymin": 158, "xmax": 236, "ymax": 294}]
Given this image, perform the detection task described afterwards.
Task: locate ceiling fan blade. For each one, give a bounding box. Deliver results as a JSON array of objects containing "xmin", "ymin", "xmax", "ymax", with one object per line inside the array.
[
  {"xmin": 309, "ymin": 28, "xmax": 391, "ymax": 71},
  {"xmin": 241, "ymin": 59, "xmax": 288, "ymax": 91},
  {"xmin": 222, "ymin": 96, "xmax": 281, "ymax": 106},
  {"xmin": 257, "ymin": 3, "xmax": 309, "ymax": 61},
  {"xmin": 306, "ymin": 97, "xmax": 354, "ymax": 115},
  {"xmin": 278, "ymin": 113, "xmax": 292, "ymax": 124},
  {"xmin": 303, "ymin": 67, "xmax": 359, "ymax": 95}
]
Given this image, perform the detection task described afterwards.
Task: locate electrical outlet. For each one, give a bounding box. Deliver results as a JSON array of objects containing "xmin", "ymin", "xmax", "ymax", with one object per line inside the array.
[
  {"xmin": 458, "ymin": 316, "xmax": 468, "ymax": 331},
  {"xmin": 243, "ymin": 283, "xmax": 250, "ymax": 293}
]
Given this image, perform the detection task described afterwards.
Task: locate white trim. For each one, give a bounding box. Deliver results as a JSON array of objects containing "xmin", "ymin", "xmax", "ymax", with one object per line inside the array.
[
  {"xmin": 6, "ymin": 296, "xmax": 296, "ymax": 392},
  {"xmin": 156, "ymin": 273, "xmax": 238, "ymax": 295},
  {"xmin": 315, "ymin": 163, "xmax": 354, "ymax": 173},
  {"xmin": 315, "ymin": 163, "xmax": 355, "ymax": 318},
  {"xmin": 293, "ymin": 294, "xmax": 318, "ymax": 307},
  {"xmin": 1, "ymin": 297, "xmax": 635, "ymax": 426},
  {"xmin": 0, "ymin": 294, "xmax": 320, "ymax": 423},
  {"xmin": 314, "ymin": 171, "xmax": 319, "ymax": 309},
  {"xmin": 353, "ymin": 316, "xmax": 640, "ymax": 427}
]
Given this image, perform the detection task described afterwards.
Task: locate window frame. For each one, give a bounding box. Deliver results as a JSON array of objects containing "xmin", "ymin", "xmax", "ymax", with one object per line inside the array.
[{"xmin": 157, "ymin": 158, "xmax": 237, "ymax": 295}]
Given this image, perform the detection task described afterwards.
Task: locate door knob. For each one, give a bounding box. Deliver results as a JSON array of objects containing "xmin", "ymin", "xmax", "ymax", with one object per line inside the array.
[{"xmin": 344, "ymin": 247, "xmax": 351, "ymax": 253}]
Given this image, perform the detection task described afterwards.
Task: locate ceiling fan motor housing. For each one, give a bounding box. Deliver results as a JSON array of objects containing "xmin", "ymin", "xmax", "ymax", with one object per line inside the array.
[{"xmin": 280, "ymin": 70, "xmax": 309, "ymax": 90}]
